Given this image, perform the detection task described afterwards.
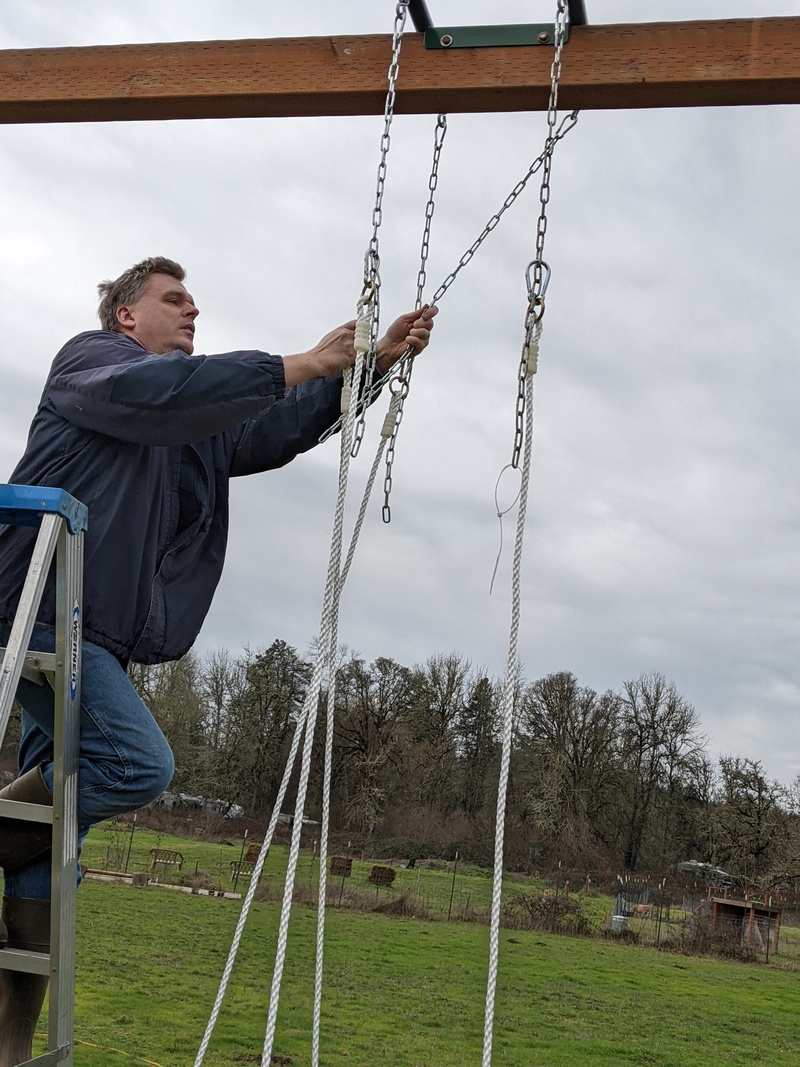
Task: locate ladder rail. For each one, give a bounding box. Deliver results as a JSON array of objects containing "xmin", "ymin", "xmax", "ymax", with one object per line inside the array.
[
  {"xmin": 48, "ymin": 515, "xmax": 82, "ymax": 1056},
  {"xmin": 0, "ymin": 486, "xmax": 85, "ymax": 1067}
]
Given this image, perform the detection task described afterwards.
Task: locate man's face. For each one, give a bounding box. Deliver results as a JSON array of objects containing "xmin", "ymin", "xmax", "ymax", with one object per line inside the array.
[{"xmin": 116, "ymin": 272, "xmax": 199, "ymax": 355}]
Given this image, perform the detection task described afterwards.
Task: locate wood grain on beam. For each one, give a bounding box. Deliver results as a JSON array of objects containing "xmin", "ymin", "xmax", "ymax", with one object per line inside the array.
[{"xmin": 0, "ymin": 19, "xmax": 798, "ymax": 124}]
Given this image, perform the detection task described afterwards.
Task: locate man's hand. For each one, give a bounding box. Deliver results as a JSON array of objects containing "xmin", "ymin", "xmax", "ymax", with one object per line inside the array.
[
  {"xmin": 283, "ymin": 321, "xmax": 360, "ymax": 386},
  {"xmin": 282, "ymin": 305, "xmax": 438, "ymax": 388},
  {"xmin": 376, "ymin": 305, "xmax": 438, "ymax": 376}
]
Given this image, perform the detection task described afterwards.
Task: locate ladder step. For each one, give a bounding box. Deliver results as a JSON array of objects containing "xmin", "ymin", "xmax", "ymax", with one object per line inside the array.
[
  {"xmin": 0, "ymin": 946, "xmax": 50, "ymax": 976},
  {"xmin": 19, "ymin": 1045, "xmax": 71, "ymax": 1065},
  {"xmin": 0, "ymin": 646, "xmax": 57, "ymax": 687},
  {"xmin": 0, "ymin": 797, "xmax": 53, "ymax": 824}
]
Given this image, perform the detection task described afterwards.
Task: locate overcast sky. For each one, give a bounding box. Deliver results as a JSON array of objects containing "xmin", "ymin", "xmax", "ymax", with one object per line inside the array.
[{"xmin": 1, "ymin": 2, "xmax": 799, "ymax": 789}]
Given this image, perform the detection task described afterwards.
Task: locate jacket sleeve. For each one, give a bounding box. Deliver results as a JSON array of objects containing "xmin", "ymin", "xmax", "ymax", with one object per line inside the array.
[
  {"xmin": 44, "ymin": 332, "xmax": 289, "ymax": 447},
  {"xmin": 229, "ymin": 372, "xmax": 344, "ymax": 476}
]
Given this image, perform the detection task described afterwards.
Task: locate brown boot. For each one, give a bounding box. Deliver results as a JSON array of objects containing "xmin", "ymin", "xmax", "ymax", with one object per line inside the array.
[
  {"xmin": 0, "ymin": 767, "xmax": 53, "ymax": 873},
  {"xmin": 0, "ymin": 897, "xmax": 50, "ymax": 1067}
]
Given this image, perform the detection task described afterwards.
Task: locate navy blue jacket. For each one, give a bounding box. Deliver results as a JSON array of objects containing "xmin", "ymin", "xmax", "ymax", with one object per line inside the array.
[{"xmin": 0, "ymin": 331, "xmax": 344, "ymax": 664}]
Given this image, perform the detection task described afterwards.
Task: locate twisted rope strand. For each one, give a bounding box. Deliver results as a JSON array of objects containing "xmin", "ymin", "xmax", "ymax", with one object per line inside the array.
[
  {"xmin": 261, "ymin": 343, "xmax": 368, "ymax": 1064},
  {"xmin": 482, "ymin": 356, "xmax": 536, "ymax": 1067}
]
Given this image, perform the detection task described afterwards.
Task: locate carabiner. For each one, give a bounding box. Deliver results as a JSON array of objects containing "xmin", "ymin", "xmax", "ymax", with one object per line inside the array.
[{"xmin": 525, "ymin": 259, "xmax": 551, "ymax": 303}]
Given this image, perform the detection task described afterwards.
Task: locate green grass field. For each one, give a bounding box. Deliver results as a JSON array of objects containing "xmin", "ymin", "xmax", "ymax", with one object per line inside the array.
[{"xmin": 20, "ymin": 824, "xmax": 800, "ymax": 1066}]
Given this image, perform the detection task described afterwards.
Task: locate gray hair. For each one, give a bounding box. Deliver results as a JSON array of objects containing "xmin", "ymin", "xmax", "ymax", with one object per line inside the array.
[{"xmin": 97, "ymin": 256, "xmax": 186, "ymax": 332}]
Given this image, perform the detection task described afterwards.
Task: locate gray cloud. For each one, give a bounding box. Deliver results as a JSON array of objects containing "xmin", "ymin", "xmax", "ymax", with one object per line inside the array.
[{"xmin": 1, "ymin": 2, "xmax": 799, "ymax": 785}]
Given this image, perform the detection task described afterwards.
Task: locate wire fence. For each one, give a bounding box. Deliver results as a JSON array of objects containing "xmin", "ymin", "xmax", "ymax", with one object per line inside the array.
[{"xmin": 78, "ymin": 820, "xmax": 800, "ymax": 966}]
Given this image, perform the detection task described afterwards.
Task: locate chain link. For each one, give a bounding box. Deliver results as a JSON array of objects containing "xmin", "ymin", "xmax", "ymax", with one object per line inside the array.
[
  {"xmin": 382, "ymin": 113, "xmax": 448, "ymax": 522},
  {"xmin": 352, "ymin": 2, "xmax": 408, "ymax": 457},
  {"xmin": 511, "ymin": 0, "xmax": 570, "ymax": 469}
]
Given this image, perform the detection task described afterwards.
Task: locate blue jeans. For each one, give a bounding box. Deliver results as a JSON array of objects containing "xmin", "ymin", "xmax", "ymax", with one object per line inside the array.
[{"xmin": 2, "ymin": 623, "xmax": 174, "ymax": 900}]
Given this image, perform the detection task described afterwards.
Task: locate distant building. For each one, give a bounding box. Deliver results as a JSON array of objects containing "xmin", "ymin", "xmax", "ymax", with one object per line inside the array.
[{"xmin": 698, "ymin": 889, "xmax": 782, "ymax": 955}]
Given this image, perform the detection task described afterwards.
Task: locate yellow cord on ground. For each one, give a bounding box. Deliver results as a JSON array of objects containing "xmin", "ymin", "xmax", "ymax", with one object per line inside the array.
[{"xmin": 39, "ymin": 1032, "xmax": 165, "ymax": 1066}]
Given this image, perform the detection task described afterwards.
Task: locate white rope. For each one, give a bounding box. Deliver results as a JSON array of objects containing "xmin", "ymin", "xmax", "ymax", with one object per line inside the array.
[
  {"xmin": 194, "ymin": 677, "xmax": 314, "ymax": 1065},
  {"xmin": 308, "ymin": 2, "xmax": 412, "ymax": 1045},
  {"xmin": 311, "ymin": 389, "xmax": 400, "ymax": 1063},
  {"xmin": 261, "ymin": 328, "xmax": 371, "ymax": 1062},
  {"xmin": 267, "ymin": 351, "xmax": 402, "ymax": 1065},
  {"xmin": 194, "ymin": 353, "xmax": 395, "ymax": 1067},
  {"xmin": 311, "ymin": 647, "xmax": 336, "ymax": 1067},
  {"xmin": 196, "ymin": 364, "xmax": 362, "ymax": 1062},
  {"xmin": 310, "ymin": 600, "xmax": 344, "ymax": 1067},
  {"xmin": 261, "ymin": 22, "xmax": 410, "ymax": 1025},
  {"xmin": 200, "ymin": 5, "xmax": 411, "ymax": 1055},
  {"xmin": 195, "ymin": 332, "xmax": 381, "ymax": 1067},
  {"xmin": 482, "ymin": 323, "xmax": 539, "ymax": 1067}
]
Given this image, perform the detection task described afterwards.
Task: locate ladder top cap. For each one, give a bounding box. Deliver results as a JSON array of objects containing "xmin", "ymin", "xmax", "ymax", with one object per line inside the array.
[{"xmin": 0, "ymin": 484, "xmax": 88, "ymax": 534}]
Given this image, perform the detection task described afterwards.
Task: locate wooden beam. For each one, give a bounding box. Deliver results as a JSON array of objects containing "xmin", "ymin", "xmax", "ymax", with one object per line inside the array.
[{"xmin": 0, "ymin": 18, "xmax": 799, "ymax": 124}]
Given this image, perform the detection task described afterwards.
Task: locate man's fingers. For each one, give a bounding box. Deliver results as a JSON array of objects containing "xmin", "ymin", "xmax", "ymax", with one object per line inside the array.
[{"xmin": 403, "ymin": 304, "xmax": 438, "ymax": 351}]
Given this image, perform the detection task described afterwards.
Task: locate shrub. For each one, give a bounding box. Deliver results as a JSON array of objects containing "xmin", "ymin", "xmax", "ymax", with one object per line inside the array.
[{"xmin": 502, "ymin": 889, "xmax": 595, "ymax": 936}]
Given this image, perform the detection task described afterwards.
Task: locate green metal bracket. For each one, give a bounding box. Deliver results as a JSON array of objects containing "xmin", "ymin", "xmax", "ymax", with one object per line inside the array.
[{"xmin": 423, "ymin": 23, "xmax": 570, "ymax": 49}]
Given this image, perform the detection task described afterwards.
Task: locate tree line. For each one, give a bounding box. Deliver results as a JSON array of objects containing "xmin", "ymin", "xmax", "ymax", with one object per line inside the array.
[{"xmin": 125, "ymin": 640, "xmax": 800, "ymax": 889}]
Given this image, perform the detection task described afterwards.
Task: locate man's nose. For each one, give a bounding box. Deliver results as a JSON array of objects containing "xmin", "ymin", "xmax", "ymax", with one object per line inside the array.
[{"xmin": 186, "ymin": 304, "xmax": 199, "ymax": 320}]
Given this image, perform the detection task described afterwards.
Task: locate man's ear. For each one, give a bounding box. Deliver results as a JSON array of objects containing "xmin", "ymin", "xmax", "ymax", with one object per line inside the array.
[{"xmin": 116, "ymin": 304, "xmax": 135, "ymax": 330}]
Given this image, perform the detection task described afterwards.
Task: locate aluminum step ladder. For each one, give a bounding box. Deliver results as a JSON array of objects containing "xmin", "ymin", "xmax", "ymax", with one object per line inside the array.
[{"xmin": 0, "ymin": 484, "xmax": 86, "ymax": 1067}]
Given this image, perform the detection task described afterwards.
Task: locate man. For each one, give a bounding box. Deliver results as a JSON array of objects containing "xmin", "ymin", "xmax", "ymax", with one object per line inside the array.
[{"xmin": 0, "ymin": 256, "xmax": 436, "ymax": 1063}]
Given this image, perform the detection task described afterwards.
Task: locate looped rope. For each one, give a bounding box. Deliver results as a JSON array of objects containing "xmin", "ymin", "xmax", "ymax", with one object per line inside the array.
[{"xmin": 489, "ymin": 463, "xmax": 522, "ymax": 596}]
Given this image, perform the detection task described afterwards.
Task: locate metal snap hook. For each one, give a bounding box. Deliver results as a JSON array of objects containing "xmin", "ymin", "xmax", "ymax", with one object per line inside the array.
[{"xmin": 525, "ymin": 259, "xmax": 552, "ymax": 302}]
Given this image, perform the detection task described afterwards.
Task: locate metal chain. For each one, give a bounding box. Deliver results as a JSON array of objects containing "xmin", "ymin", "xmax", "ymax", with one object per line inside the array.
[
  {"xmin": 530, "ymin": 0, "xmax": 569, "ymax": 300},
  {"xmin": 416, "ymin": 114, "xmax": 448, "ymax": 309},
  {"xmin": 317, "ymin": 109, "xmax": 579, "ymax": 449},
  {"xmin": 382, "ymin": 112, "xmax": 448, "ymax": 522},
  {"xmin": 430, "ymin": 109, "xmax": 578, "ymax": 308},
  {"xmin": 511, "ymin": 0, "xmax": 569, "ymax": 470},
  {"xmin": 352, "ymin": 1, "xmax": 408, "ymax": 457}
]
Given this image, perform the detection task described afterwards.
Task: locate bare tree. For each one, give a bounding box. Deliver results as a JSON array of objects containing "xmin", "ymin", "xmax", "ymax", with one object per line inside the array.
[
  {"xmin": 618, "ymin": 671, "xmax": 705, "ymax": 870},
  {"xmin": 715, "ymin": 756, "xmax": 788, "ymax": 882},
  {"xmin": 129, "ymin": 654, "xmax": 209, "ymax": 795},
  {"xmin": 333, "ymin": 655, "xmax": 413, "ymax": 836},
  {"xmin": 222, "ymin": 640, "xmax": 312, "ymax": 816},
  {"xmin": 456, "ymin": 674, "xmax": 500, "ymax": 817},
  {"xmin": 516, "ymin": 671, "xmax": 620, "ymax": 856},
  {"xmin": 404, "ymin": 652, "xmax": 471, "ymax": 811}
]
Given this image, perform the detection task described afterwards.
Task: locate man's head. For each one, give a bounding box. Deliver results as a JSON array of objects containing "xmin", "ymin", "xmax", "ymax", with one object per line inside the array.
[{"xmin": 97, "ymin": 256, "xmax": 199, "ymax": 355}]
